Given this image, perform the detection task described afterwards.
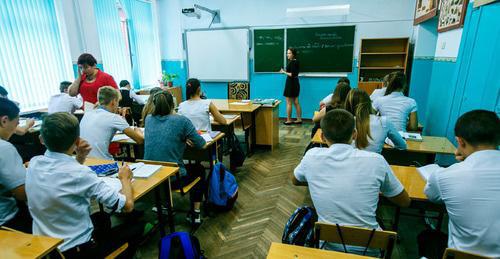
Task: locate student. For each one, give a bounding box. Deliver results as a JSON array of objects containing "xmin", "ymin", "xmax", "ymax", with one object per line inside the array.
[
  {"xmin": 344, "ymin": 89, "xmax": 406, "ymax": 153},
  {"xmin": 48, "ymin": 81, "xmax": 83, "ymax": 114},
  {"xmin": 424, "ymin": 110, "xmax": 500, "ymax": 257},
  {"xmin": 140, "ymin": 87, "xmax": 163, "ymax": 127},
  {"xmin": 293, "ymin": 109, "xmax": 410, "ymax": 255},
  {"xmin": 0, "ymin": 85, "xmax": 34, "ymax": 135},
  {"xmin": 119, "ymin": 80, "xmax": 145, "ymax": 106},
  {"xmin": 144, "ymin": 91, "xmax": 206, "ymax": 224},
  {"xmin": 178, "ymin": 78, "xmax": 226, "ymax": 131},
  {"xmin": 372, "ymin": 72, "xmax": 418, "ymax": 132},
  {"xmin": 0, "ymin": 98, "xmax": 31, "ymax": 233},
  {"xmin": 370, "ymin": 73, "xmax": 393, "ymax": 102},
  {"xmin": 68, "ymin": 53, "xmax": 118, "ymax": 105},
  {"xmin": 319, "ymin": 77, "xmax": 350, "ymax": 109},
  {"xmin": 80, "ymin": 86, "xmax": 143, "ymax": 160},
  {"xmin": 26, "ymin": 112, "xmax": 145, "ymax": 258},
  {"xmin": 312, "ymin": 82, "xmax": 351, "ymax": 124}
]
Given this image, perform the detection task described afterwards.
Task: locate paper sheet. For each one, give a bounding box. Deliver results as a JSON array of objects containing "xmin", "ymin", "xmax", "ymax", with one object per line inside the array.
[
  {"xmin": 417, "ymin": 164, "xmax": 443, "ymax": 181},
  {"xmin": 112, "ymin": 134, "xmax": 131, "ymax": 142},
  {"xmin": 201, "ymin": 133, "xmax": 213, "ymax": 142},
  {"xmin": 129, "ymin": 163, "xmax": 161, "ymax": 178}
]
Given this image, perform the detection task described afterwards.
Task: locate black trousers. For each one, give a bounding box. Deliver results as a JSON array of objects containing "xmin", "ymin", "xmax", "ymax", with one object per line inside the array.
[
  {"xmin": 172, "ymin": 164, "xmax": 204, "ymax": 203},
  {"xmin": 62, "ymin": 212, "xmax": 145, "ymax": 259},
  {"xmin": 2, "ymin": 202, "xmax": 32, "ymax": 233}
]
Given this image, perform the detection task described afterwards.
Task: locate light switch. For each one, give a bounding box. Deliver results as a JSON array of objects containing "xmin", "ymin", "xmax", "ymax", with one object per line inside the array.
[{"xmin": 441, "ymin": 42, "xmax": 446, "ymax": 49}]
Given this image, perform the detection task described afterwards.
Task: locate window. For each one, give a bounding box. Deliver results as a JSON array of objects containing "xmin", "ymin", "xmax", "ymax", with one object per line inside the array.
[{"xmin": 0, "ymin": 0, "xmax": 73, "ymax": 111}]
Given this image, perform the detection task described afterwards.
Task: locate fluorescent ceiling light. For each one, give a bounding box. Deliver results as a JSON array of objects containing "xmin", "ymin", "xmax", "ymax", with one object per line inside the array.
[{"xmin": 286, "ymin": 4, "xmax": 350, "ymax": 18}]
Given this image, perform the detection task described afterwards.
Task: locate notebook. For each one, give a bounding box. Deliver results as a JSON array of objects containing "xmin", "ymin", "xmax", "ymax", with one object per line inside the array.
[
  {"xmin": 417, "ymin": 164, "xmax": 443, "ymax": 181},
  {"xmin": 89, "ymin": 163, "xmax": 119, "ymax": 177},
  {"xmin": 398, "ymin": 131, "xmax": 423, "ymax": 142},
  {"xmin": 129, "ymin": 162, "xmax": 161, "ymax": 178}
]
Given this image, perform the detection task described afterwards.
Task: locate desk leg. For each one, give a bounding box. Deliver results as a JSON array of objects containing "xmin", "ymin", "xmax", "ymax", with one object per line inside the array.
[
  {"xmin": 155, "ymin": 188, "xmax": 166, "ymax": 237},
  {"xmin": 163, "ymin": 179, "xmax": 175, "ymax": 233},
  {"xmin": 248, "ymin": 111, "xmax": 256, "ymax": 157}
]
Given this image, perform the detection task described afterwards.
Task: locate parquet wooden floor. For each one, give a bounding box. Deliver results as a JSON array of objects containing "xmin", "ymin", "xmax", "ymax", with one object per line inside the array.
[{"xmin": 138, "ymin": 122, "xmax": 433, "ymax": 258}]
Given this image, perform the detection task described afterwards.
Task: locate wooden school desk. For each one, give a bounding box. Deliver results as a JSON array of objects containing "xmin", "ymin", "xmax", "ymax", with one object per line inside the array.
[
  {"xmin": 0, "ymin": 230, "xmax": 63, "ymax": 259},
  {"xmin": 256, "ymin": 100, "xmax": 281, "ymax": 151},
  {"xmin": 311, "ymin": 129, "xmax": 456, "ymax": 165},
  {"xmin": 267, "ymin": 242, "xmax": 372, "ymax": 259},
  {"xmin": 85, "ymin": 158, "xmax": 178, "ymax": 236},
  {"xmin": 211, "ymin": 114, "xmax": 240, "ymax": 157}
]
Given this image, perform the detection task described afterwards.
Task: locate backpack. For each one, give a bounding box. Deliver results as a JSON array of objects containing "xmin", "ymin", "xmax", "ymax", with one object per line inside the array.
[
  {"xmin": 417, "ymin": 228, "xmax": 448, "ymax": 259},
  {"xmin": 208, "ymin": 162, "xmax": 238, "ymax": 211},
  {"xmin": 159, "ymin": 232, "xmax": 205, "ymax": 259},
  {"xmin": 229, "ymin": 134, "xmax": 246, "ymax": 170},
  {"xmin": 282, "ymin": 206, "xmax": 318, "ymax": 247}
]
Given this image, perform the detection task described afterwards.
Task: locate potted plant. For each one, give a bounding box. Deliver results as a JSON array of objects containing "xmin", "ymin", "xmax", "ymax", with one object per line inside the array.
[{"xmin": 161, "ymin": 71, "xmax": 178, "ymax": 88}]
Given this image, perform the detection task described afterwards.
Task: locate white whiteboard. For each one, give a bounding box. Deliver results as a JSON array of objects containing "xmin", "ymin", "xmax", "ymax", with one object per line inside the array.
[{"xmin": 186, "ymin": 28, "xmax": 249, "ymax": 81}]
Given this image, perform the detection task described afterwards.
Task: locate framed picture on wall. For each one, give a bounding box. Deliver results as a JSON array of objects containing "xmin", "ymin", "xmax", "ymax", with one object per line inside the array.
[
  {"xmin": 414, "ymin": 0, "xmax": 439, "ymax": 25},
  {"xmin": 438, "ymin": 0, "xmax": 469, "ymax": 32}
]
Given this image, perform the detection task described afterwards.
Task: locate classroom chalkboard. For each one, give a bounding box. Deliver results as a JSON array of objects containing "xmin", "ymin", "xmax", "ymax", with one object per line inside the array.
[
  {"xmin": 253, "ymin": 29, "xmax": 285, "ymax": 73},
  {"xmin": 287, "ymin": 26, "xmax": 355, "ymax": 73}
]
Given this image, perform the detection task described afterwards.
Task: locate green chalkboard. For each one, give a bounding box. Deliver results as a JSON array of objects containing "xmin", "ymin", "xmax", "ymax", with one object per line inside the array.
[
  {"xmin": 253, "ymin": 29, "xmax": 285, "ymax": 72},
  {"xmin": 286, "ymin": 26, "xmax": 355, "ymax": 72}
]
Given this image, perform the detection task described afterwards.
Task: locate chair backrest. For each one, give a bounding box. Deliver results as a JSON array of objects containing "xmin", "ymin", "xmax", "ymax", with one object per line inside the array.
[
  {"xmin": 314, "ymin": 223, "xmax": 397, "ymax": 255},
  {"xmin": 135, "ymin": 159, "xmax": 178, "ymax": 168},
  {"xmin": 228, "ymin": 82, "xmax": 250, "ymax": 100},
  {"xmin": 442, "ymin": 248, "xmax": 493, "ymax": 259}
]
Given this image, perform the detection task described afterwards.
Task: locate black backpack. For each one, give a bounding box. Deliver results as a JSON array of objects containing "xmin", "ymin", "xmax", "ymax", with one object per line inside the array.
[
  {"xmin": 229, "ymin": 134, "xmax": 246, "ymax": 170},
  {"xmin": 417, "ymin": 228, "xmax": 448, "ymax": 259},
  {"xmin": 159, "ymin": 232, "xmax": 205, "ymax": 259},
  {"xmin": 282, "ymin": 206, "xmax": 318, "ymax": 247}
]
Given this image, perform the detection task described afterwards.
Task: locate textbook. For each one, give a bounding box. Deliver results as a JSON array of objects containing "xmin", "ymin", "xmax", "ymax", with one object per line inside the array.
[
  {"xmin": 129, "ymin": 162, "xmax": 161, "ymax": 178},
  {"xmin": 398, "ymin": 131, "xmax": 423, "ymax": 142},
  {"xmin": 417, "ymin": 164, "xmax": 443, "ymax": 181}
]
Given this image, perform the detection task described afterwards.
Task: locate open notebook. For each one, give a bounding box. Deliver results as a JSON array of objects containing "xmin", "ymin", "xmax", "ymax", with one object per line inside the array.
[{"xmin": 129, "ymin": 162, "xmax": 161, "ymax": 178}]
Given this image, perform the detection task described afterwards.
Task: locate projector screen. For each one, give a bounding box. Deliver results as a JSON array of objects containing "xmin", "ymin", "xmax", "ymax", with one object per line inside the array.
[{"xmin": 186, "ymin": 28, "xmax": 249, "ymax": 81}]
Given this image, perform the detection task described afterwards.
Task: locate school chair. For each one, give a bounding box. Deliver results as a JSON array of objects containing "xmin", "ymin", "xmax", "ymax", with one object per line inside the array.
[
  {"xmin": 227, "ymin": 81, "xmax": 251, "ymax": 153},
  {"xmin": 314, "ymin": 222, "xmax": 397, "ymax": 259},
  {"xmin": 442, "ymin": 248, "xmax": 494, "ymax": 259}
]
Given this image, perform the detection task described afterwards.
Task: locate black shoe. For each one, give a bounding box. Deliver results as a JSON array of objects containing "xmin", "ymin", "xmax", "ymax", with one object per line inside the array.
[
  {"xmin": 186, "ymin": 211, "xmax": 202, "ymax": 225},
  {"xmin": 293, "ymin": 120, "xmax": 303, "ymax": 125}
]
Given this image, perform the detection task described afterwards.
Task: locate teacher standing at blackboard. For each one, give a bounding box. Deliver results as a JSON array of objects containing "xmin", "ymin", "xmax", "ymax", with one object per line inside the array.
[{"xmin": 281, "ymin": 48, "xmax": 302, "ymax": 125}]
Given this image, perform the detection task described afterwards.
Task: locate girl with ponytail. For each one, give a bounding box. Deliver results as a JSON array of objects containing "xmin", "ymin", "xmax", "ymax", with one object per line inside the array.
[{"xmin": 345, "ymin": 89, "xmax": 406, "ymax": 153}]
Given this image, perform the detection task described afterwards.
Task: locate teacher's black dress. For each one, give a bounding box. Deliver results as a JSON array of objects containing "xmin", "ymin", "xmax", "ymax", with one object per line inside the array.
[{"xmin": 283, "ymin": 59, "xmax": 300, "ymax": 98}]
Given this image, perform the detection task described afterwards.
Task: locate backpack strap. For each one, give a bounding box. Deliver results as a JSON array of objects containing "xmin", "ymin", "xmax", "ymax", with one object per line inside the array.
[
  {"xmin": 335, "ymin": 224, "xmax": 348, "ymax": 253},
  {"xmin": 159, "ymin": 234, "xmax": 175, "ymax": 259},
  {"xmin": 362, "ymin": 229, "xmax": 376, "ymax": 256},
  {"xmin": 178, "ymin": 233, "xmax": 196, "ymax": 258}
]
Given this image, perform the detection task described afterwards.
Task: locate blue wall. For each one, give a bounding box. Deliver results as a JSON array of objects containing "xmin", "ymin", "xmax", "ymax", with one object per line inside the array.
[
  {"xmin": 408, "ymin": 58, "xmax": 434, "ymax": 124},
  {"xmin": 162, "ymin": 59, "xmax": 358, "ymax": 119}
]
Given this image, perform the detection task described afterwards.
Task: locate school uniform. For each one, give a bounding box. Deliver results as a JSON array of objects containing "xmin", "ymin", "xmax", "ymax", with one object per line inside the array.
[
  {"xmin": 321, "ymin": 93, "xmax": 333, "ymax": 105},
  {"xmin": 363, "ymin": 115, "xmax": 406, "ymax": 153},
  {"xmin": 177, "ymin": 99, "xmax": 212, "ymax": 131},
  {"xmin": 372, "ymin": 91, "xmax": 417, "ymax": 132},
  {"xmin": 26, "ymin": 151, "xmax": 143, "ymax": 257},
  {"xmin": 0, "ymin": 139, "xmax": 31, "ymax": 233},
  {"xmin": 294, "ymin": 144, "xmax": 404, "ymax": 255},
  {"xmin": 48, "ymin": 93, "xmax": 83, "ymax": 114},
  {"xmin": 119, "ymin": 87, "xmax": 145, "ymax": 106},
  {"xmin": 369, "ymin": 87, "xmax": 386, "ymax": 102},
  {"xmin": 424, "ymin": 150, "xmax": 500, "ymax": 257},
  {"xmin": 80, "ymin": 107, "xmax": 130, "ymax": 160}
]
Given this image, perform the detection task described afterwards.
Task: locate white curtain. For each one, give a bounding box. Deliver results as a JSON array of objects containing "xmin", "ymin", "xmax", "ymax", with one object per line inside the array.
[{"xmin": 0, "ymin": 0, "xmax": 73, "ymax": 111}]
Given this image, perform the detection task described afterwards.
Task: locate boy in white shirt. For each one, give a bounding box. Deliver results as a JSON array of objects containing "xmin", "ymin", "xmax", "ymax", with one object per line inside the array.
[
  {"xmin": 119, "ymin": 80, "xmax": 145, "ymax": 105},
  {"xmin": 80, "ymin": 86, "xmax": 143, "ymax": 159},
  {"xmin": 0, "ymin": 85, "xmax": 34, "ymax": 135},
  {"xmin": 26, "ymin": 112, "xmax": 145, "ymax": 258},
  {"xmin": 0, "ymin": 98, "xmax": 31, "ymax": 233},
  {"xmin": 293, "ymin": 109, "xmax": 410, "ymax": 255},
  {"xmin": 424, "ymin": 110, "xmax": 500, "ymax": 257},
  {"xmin": 48, "ymin": 81, "xmax": 83, "ymax": 114}
]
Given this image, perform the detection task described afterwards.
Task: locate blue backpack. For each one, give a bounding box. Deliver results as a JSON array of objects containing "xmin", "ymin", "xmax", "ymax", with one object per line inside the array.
[
  {"xmin": 159, "ymin": 232, "xmax": 205, "ymax": 259},
  {"xmin": 208, "ymin": 162, "xmax": 238, "ymax": 211},
  {"xmin": 282, "ymin": 206, "xmax": 318, "ymax": 247}
]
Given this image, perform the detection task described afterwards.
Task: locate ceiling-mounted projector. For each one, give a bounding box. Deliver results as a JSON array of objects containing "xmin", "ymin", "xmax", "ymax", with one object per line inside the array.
[{"xmin": 182, "ymin": 8, "xmax": 201, "ymax": 19}]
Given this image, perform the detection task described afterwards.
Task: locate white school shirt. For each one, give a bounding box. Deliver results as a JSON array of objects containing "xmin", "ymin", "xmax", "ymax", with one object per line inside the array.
[
  {"xmin": 26, "ymin": 151, "xmax": 126, "ymax": 251},
  {"xmin": 362, "ymin": 115, "xmax": 406, "ymax": 153},
  {"xmin": 294, "ymin": 144, "xmax": 404, "ymax": 229},
  {"xmin": 0, "ymin": 139, "xmax": 26, "ymax": 225},
  {"xmin": 47, "ymin": 93, "xmax": 83, "ymax": 114},
  {"xmin": 372, "ymin": 92, "xmax": 417, "ymax": 132},
  {"xmin": 321, "ymin": 93, "xmax": 333, "ymax": 105},
  {"xmin": 120, "ymin": 87, "xmax": 145, "ymax": 105},
  {"xmin": 177, "ymin": 99, "xmax": 212, "ymax": 131},
  {"xmin": 370, "ymin": 87, "xmax": 386, "ymax": 102},
  {"xmin": 80, "ymin": 108, "xmax": 130, "ymax": 160},
  {"xmin": 424, "ymin": 150, "xmax": 500, "ymax": 257}
]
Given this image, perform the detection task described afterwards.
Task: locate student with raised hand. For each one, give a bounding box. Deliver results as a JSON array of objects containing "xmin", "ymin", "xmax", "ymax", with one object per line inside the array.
[
  {"xmin": 144, "ymin": 91, "xmax": 206, "ymax": 224},
  {"xmin": 344, "ymin": 88, "xmax": 406, "ymax": 153},
  {"xmin": 293, "ymin": 109, "xmax": 410, "ymax": 255},
  {"xmin": 0, "ymin": 85, "xmax": 34, "ymax": 135},
  {"xmin": 372, "ymin": 71, "xmax": 418, "ymax": 132},
  {"xmin": 48, "ymin": 81, "xmax": 83, "ymax": 114},
  {"xmin": 26, "ymin": 112, "xmax": 145, "ymax": 258},
  {"xmin": 370, "ymin": 73, "xmax": 393, "ymax": 102},
  {"xmin": 0, "ymin": 98, "xmax": 32, "ymax": 233},
  {"xmin": 424, "ymin": 110, "xmax": 500, "ymax": 257},
  {"xmin": 80, "ymin": 86, "xmax": 143, "ymax": 160},
  {"xmin": 319, "ymin": 77, "xmax": 350, "ymax": 109},
  {"xmin": 178, "ymin": 78, "xmax": 226, "ymax": 131}
]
